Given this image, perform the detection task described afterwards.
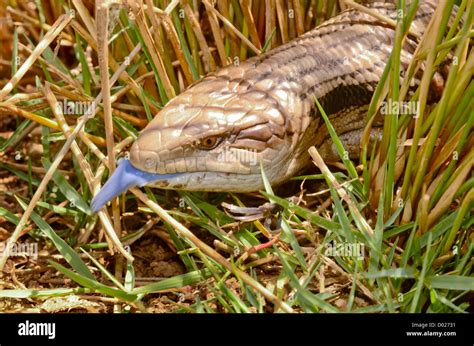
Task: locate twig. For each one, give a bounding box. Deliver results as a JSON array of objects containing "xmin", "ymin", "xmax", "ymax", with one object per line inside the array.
[
  {"xmin": 0, "ymin": 11, "xmax": 75, "ymax": 101},
  {"xmin": 203, "ymin": 0, "xmax": 261, "ymax": 55}
]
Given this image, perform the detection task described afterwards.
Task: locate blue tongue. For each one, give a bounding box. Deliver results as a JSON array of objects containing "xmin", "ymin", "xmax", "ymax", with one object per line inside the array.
[{"xmin": 90, "ymin": 159, "xmax": 179, "ymax": 213}]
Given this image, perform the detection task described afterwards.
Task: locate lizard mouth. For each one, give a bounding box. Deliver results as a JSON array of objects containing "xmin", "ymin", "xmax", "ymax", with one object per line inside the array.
[{"xmin": 90, "ymin": 159, "xmax": 181, "ymax": 213}]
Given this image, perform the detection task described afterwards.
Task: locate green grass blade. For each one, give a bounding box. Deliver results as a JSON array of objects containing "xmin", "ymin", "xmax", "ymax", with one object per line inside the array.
[{"xmin": 16, "ymin": 196, "xmax": 94, "ymax": 280}]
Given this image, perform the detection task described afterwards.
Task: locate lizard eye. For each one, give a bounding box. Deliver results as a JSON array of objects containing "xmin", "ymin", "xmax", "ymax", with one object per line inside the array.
[{"xmin": 198, "ymin": 135, "xmax": 223, "ymax": 150}]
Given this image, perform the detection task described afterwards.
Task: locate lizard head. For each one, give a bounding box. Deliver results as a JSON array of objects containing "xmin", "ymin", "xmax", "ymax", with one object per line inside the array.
[{"xmin": 90, "ymin": 75, "xmax": 302, "ymax": 213}]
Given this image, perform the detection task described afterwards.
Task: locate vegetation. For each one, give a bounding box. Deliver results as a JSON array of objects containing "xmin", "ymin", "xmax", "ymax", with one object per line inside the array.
[{"xmin": 0, "ymin": 0, "xmax": 472, "ymax": 313}]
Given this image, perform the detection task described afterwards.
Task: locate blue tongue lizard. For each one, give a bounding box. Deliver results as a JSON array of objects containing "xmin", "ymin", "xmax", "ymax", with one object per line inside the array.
[{"xmin": 90, "ymin": 159, "xmax": 179, "ymax": 213}]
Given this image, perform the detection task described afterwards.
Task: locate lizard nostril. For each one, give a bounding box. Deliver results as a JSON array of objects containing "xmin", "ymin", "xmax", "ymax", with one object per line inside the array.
[
  {"xmin": 145, "ymin": 157, "xmax": 155, "ymax": 169},
  {"xmin": 129, "ymin": 141, "xmax": 161, "ymax": 173}
]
